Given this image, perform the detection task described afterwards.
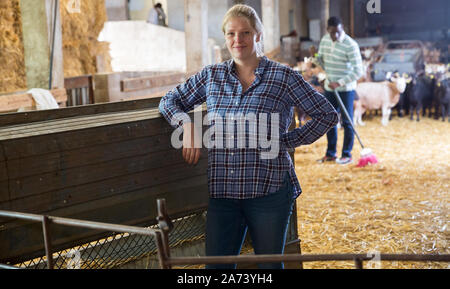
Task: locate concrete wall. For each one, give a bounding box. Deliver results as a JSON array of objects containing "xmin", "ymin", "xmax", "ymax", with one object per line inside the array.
[
  {"xmin": 279, "ymin": 0, "xmax": 292, "ymax": 36},
  {"xmin": 167, "ymin": 0, "xmax": 229, "ymax": 47},
  {"xmin": 307, "ymin": 0, "xmax": 352, "ymax": 35},
  {"xmin": 98, "ymin": 20, "xmax": 218, "ymax": 72},
  {"xmin": 128, "ymin": 0, "xmax": 168, "ymax": 22},
  {"xmin": 279, "ymin": 0, "xmax": 306, "ymax": 37},
  {"xmin": 167, "ymin": 0, "xmax": 185, "ymax": 31},
  {"xmin": 105, "ymin": 0, "xmax": 129, "ymax": 20},
  {"xmin": 208, "ymin": 0, "xmax": 229, "ymax": 46},
  {"xmin": 98, "ymin": 21, "xmax": 187, "ymax": 72}
]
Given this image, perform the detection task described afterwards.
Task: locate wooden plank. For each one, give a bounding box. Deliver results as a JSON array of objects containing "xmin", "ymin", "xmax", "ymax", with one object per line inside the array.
[
  {"xmin": 0, "ymin": 109, "xmax": 159, "ymax": 139},
  {"xmin": 51, "ymin": 89, "xmax": 68, "ymax": 103},
  {"xmin": 0, "ymin": 181, "xmax": 9, "ymax": 203},
  {"xmin": 6, "ymin": 134, "xmax": 173, "ymax": 179},
  {"xmin": 2, "ymin": 161, "xmax": 207, "ymax": 215},
  {"xmin": 0, "ymin": 98, "xmax": 162, "ymax": 127},
  {"xmin": 64, "ymin": 75, "xmax": 91, "ymax": 90},
  {"xmin": 122, "ymin": 89, "xmax": 172, "ymax": 101},
  {"xmin": 0, "ymin": 177, "xmax": 209, "ymax": 264},
  {"xmin": 8, "ymin": 146, "xmax": 200, "ymax": 200},
  {"xmin": 0, "ymin": 105, "xmax": 204, "ymax": 139},
  {"xmin": 0, "ymin": 144, "xmax": 4, "ymax": 162},
  {"xmin": 121, "ymin": 73, "xmax": 186, "ymax": 93},
  {"xmin": 0, "ymin": 161, "xmax": 7, "ymax": 182},
  {"xmin": 1, "ymin": 118, "xmax": 172, "ymax": 160},
  {"xmin": 0, "ymin": 89, "xmax": 67, "ymax": 113},
  {"xmin": 0, "ymin": 145, "xmax": 7, "ymax": 203}
]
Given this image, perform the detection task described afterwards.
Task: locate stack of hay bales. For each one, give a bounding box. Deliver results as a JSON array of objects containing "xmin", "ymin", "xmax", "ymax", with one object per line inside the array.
[
  {"xmin": 0, "ymin": 0, "xmax": 112, "ymax": 93},
  {"xmin": 0, "ymin": 0, "xmax": 26, "ymax": 93},
  {"xmin": 60, "ymin": 0, "xmax": 112, "ymax": 77}
]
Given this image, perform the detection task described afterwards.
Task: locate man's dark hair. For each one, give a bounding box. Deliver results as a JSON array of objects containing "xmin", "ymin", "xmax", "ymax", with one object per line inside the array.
[
  {"xmin": 327, "ymin": 16, "xmax": 342, "ymax": 28},
  {"xmin": 155, "ymin": 3, "xmax": 162, "ymax": 8}
]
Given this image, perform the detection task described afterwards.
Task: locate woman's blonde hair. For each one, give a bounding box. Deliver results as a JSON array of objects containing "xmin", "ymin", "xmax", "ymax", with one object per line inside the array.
[{"xmin": 222, "ymin": 4, "xmax": 265, "ymax": 56}]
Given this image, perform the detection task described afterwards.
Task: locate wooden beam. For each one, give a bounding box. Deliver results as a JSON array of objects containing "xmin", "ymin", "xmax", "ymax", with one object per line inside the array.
[
  {"xmin": 0, "ymin": 98, "xmax": 162, "ymax": 127},
  {"xmin": 0, "ymin": 89, "xmax": 67, "ymax": 113},
  {"xmin": 1, "ymin": 117, "xmax": 170, "ymax": 160},
  {"xmin": 320, "ymin": 0, "xmax": 329, "ymax": 38},
  {"xmin": 64, "ymin": 75, "xmax": 92, "ymax": 90},
  {"xmin": 120, "ymin": 73, "xmax": 186, "ymax": 93},
  {"xmin": 7, "ymin": 147, "xmax": 199, "ymax": 201},
  {"xmin": 350, "ymin": 0, "xmax": 355, "ymax": 37}
]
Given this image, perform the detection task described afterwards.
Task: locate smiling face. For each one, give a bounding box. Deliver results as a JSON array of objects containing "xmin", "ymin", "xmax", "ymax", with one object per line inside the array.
[{"xmin": 224, "ymin": 16, "xmax": 261, "ymax": 62}]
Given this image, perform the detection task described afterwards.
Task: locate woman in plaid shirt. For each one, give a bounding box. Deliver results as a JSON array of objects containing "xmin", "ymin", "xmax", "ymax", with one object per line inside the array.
[{"xmin": 159, "ymin": 4, "xmax": 338, "ymax": 269}]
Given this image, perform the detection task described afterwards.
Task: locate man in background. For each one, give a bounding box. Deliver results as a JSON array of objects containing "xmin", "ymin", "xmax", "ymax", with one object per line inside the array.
[
  {"xmin": 147, "ymin": 3, "xmax": 166, "ymax": 26},
  {"xmin": 316, "ymin": 16, "xmax": 363, "ymax": 165}
]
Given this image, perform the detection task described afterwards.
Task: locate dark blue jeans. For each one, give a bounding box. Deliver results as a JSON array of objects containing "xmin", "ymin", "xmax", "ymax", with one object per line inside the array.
[
  {"xmin": 324, "ymin": 90, "xmax": 355, "ymax": 158},
  {"xmin": 205, "ymin": 173, "xmax": 295, "ymax": 269}
]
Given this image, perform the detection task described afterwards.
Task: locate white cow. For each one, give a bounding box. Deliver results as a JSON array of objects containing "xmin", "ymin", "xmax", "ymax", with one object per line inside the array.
[{"xmin": 354, "ymin": 75, "xmax": 407, "ymax": 126}]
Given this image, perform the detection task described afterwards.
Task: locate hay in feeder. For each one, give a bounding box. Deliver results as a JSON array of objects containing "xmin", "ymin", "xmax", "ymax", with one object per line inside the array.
[{"xmin": 0, "ymin": 0, "xmax": 26, "ymax": 93}]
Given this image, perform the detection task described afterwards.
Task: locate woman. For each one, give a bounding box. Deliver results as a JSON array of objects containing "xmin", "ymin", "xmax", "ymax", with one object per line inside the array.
[{"xmin": 159, "ymin": 4, "xmax": 338, "ymax": 269}]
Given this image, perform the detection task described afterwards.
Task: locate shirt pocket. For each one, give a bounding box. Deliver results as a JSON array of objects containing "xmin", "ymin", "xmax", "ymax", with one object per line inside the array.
[
  {"xmin": 206, "ymin": 90, "xmax": 235, "ymax": 113},
  {"xmin": 246, "ymin": 88, "xmax": 283, "ymax": 114}
]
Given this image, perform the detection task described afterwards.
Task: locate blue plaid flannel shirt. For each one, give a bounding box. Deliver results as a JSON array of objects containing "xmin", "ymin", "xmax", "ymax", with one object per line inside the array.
[{"xmin": 159, "ymin": 56, "xmax": 338, "ymax": 200}]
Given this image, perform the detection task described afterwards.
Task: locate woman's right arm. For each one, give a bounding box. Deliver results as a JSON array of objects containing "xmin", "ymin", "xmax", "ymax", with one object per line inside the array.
[
  {"xmin": 159, "ymin": 68, "xmax": 208, "ymax": 129},
  {"xmin": 159, "ymin": 68, "xmax": 209, "ymax": 165}
]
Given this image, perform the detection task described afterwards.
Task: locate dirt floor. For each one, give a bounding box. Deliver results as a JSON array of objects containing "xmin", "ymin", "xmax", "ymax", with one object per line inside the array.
[{"xmin": 294, "ymin": 114, "xmax": 449, "ymax": 269}]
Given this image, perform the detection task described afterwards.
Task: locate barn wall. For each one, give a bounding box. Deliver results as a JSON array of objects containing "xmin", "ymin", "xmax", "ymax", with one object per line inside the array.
[{"xmin": 354, "ymin": 0, "xmax": 449, "ymax": 41}]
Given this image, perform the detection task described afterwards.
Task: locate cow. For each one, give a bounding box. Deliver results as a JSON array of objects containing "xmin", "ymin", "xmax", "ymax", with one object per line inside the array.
[
  {"xmin": 434, "ymin": 77, "xmax": 450, "ymax": 122},
  {"xmin": 354, "ymin": 74, "xmax": 407, "ymax": 126},
  {"xmin": 392, "ymin": 73, "xmax": 413, "ymax": 118},
  {"xmin": 407, "ymin": 72, "xmax": 436, "ymax": 122}
]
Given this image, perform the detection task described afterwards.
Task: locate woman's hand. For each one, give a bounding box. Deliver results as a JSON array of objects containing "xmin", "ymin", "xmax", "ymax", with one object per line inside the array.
[{"xmin": 182, "ymin": 122, "xmax": 202, "ymax": 165}]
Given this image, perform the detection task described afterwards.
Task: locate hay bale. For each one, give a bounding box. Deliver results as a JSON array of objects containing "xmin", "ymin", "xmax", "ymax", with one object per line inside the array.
[
  {"xmin": 0, "ymin": 0, "xmax": 26, "ymax": 93},
  {"xmin": 60, "ymin": 0, "xmax": 112, "ymax": 77},
  {"xmin": 0, "ymin": 0, "xmax": 112, "ymax": 92}
]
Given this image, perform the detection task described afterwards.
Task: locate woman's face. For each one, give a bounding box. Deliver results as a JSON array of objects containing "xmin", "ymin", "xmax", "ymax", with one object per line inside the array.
[{"xmin": 224, "ymin": 16, "xmax": 261, "ymax": 62}]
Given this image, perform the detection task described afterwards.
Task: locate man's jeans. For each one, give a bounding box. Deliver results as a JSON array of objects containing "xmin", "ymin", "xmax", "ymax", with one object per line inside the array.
[
  {"xmin": 205, "ymin": 173, "xmax": 295, "ymax": 269},
  {"xmin": 324, "ymin": 90, "xmax": 355, "ymax": 158}
]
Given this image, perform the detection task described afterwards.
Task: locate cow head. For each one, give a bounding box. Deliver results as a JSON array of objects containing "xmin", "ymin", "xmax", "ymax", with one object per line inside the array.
[{"xmin": 388, "ymin": 72, "xmax": 407, "ymax": 94}]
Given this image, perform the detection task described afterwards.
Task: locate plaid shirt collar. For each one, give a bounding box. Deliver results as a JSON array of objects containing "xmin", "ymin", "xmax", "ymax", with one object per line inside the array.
[{"xmin": 225, "ymin": 56, "xmax": 269, "ymax": 78}]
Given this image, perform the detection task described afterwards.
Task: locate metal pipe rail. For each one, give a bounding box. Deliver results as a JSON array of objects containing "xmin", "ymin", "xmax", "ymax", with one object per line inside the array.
[
  {"xmin": 155, "ymin": 200, "xmax": 450, "ymax": 269},
  {"xmin": 0, "ymin": 209, "xmax": 167, "ymax": 269},
  {"xmin": 160, "ymin": 253, "xmax": 450, "ymax": 269}
]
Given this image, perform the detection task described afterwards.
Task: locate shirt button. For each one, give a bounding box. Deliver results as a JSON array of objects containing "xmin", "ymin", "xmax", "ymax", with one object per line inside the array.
[{"xmin": 230, "ymin": 170, "xmax": 234, "ymax": 175}]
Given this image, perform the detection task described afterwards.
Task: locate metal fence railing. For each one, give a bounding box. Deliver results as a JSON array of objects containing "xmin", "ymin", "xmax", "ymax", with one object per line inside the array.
[
  {"xmin": 0, "ymin": 209, "xmax": 166, "ymax": 269},
  {"xmin": 1, "ymin": 199, "xmax": 449, "ymax": 269}
]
